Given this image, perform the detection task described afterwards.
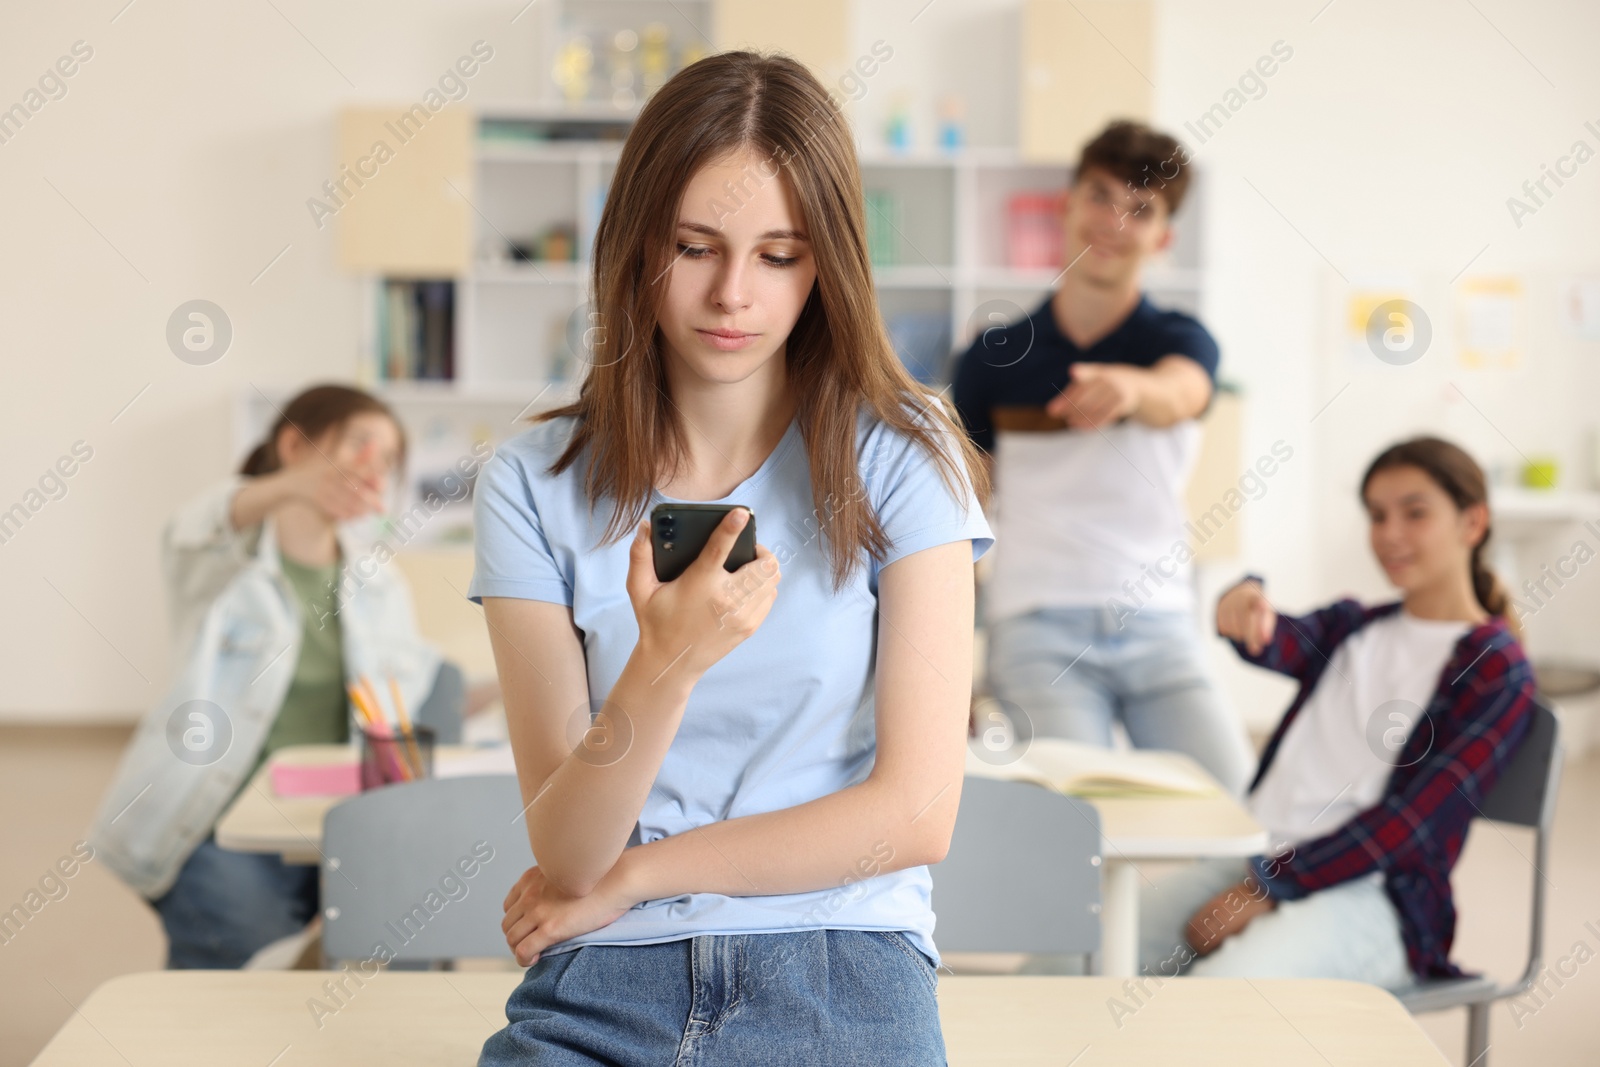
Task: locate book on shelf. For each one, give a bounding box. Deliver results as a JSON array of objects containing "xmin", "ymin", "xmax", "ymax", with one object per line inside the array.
[
  {"xmin": 378, "ymin": 279, "xmax": 455, "ymax": 381},
  {"xmin": 965, "ymin": 737, "xmax": 1219, "ymax": 798}
]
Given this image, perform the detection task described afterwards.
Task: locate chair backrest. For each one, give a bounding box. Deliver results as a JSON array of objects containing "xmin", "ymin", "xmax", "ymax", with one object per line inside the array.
[
  {"xmin": 1477, "ymin": 696, "xmax": 1562, "ymax": 997},
  {"xmin": 1478, "ymin": 697, "xmax": 1561, "ymax": 828},
  {"xmin": 928, "ymin": 776, "xmax": 1102, "ymax": 955},
  {"xmin": 414, "ymin": 660, "xmax": 466, "ymax": 744},
  {"xmin": 321, "ymin": 774, "xmax": 533, "ymax": 963}
]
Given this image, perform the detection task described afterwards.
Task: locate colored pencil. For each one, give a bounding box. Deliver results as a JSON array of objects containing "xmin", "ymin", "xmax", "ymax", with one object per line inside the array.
[
  {"xmin": 388, "ymin": 674, "xmax": 426, "ymax": 779},
  {"xmin": 346, "ymin": 683, "xmax": 379, "ymax": 728},
  {"xmin": 359, "ymin": 676, "xmax": 386, "ymax": 727}
]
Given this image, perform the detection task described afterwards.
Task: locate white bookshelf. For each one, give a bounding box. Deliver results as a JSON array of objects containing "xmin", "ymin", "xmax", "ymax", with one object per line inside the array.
[
  {"xmin": 423, "ymin": 134, "xmax": 1206, "ymax": 399},
  {"xmin": 454, "ymin": 130, "xmax": 625, "ymax": 395}
]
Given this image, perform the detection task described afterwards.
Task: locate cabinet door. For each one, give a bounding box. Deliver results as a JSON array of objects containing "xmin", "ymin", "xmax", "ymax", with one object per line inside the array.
[
  {"xmin": 713, "ymin": 0, "xmax": 848, "ymax": 83},
  {"xmin": 1020, "ymin": 0, "xmax": 1153, "ymax": 163},
  {"xmin": 1186, "ymin": 390, "xmax": 1243, "ymax": 563},
  {"xmin": 335, "ymin": 106, "xmax": 473, "ymax": 276}
]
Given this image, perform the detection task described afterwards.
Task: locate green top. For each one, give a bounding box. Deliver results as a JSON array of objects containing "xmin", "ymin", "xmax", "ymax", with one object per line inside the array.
[{"xmin": 238, "ymin": 552, "xmax": 350, "ymax": 796}]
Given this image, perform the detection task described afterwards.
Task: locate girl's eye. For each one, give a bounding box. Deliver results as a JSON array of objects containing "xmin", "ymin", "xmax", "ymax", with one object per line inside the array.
[{"xmin": 677, "ymin": 243, "xmax": 799, "ymax": 268}]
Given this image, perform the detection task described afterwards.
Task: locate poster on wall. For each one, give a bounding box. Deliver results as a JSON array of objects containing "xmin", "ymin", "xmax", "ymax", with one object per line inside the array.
[
  {"xmin": 1455, "ymin": 276, "xmax": 1525, "ymax": 370},
  {"xmin": 1562, "ymin": 276, "xmax": 1600, "ymax": 341},
  {"xmin": 1343, "ymin": 275, "xmax": 1425, "ymax": 367}
]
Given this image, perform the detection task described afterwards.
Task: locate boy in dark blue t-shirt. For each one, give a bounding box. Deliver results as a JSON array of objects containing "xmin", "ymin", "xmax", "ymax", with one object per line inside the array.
[{"xmin": 952, "ymin": 120, "xmax": 1253, "ymax": 795}]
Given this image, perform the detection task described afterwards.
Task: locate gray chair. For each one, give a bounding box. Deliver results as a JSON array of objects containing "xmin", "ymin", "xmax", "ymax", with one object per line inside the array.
[
  {"xmin": 414, "ymin": 660, "xmax": 467, "ymax": 744},
  {"xmin": 1395, "ymin": 698, "xmax": 1562, "ymax": 1066},
  {"xmin": 320, "ymin": 773, "xmax": 533, "ymax": 965},
  {"xmin": 928, "ymin": 776, "xmax": 1103, "ymax": 969}
]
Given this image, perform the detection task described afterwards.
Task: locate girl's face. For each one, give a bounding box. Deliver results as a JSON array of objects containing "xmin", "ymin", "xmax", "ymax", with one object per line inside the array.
[
  {"xmin": 656, "ymin": 147, "xmax": 819, "ymax": 386},
  {"xmin": 1364, "ymin": 465, "xmax": 1487, "ymax": 595}
]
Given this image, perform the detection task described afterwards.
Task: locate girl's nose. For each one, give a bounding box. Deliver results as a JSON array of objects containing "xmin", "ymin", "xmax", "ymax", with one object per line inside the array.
[{"xmin": 714, "ymin": 263, "xmax": 751, "ymax": 313}]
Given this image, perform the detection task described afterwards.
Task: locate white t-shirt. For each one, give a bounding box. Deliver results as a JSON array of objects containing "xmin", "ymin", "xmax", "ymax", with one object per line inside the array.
[
  {"xmin": 949, "ymin": 295, "xmax": 1221, "ymax": 623},
  {"xmin": 987, "ymin": 419, "xmax": 1202, "ymax": 620},
  {"xmin": 1248, "ymin": 610, "xmax": 1471, "ymax": 850}
]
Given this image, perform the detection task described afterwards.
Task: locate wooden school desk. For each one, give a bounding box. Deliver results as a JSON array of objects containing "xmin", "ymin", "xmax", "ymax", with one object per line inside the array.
[
  {"xmin": 30, "ymin": 972, "xmax": 1447, "ymax": 1066},
  {"xmin": 964, "ymin": 747, "xmax": 1269, "ymax": 977}
]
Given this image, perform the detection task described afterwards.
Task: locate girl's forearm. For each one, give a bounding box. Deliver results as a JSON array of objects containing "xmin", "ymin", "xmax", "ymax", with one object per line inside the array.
[
  {"xmin": 614, "ymin": 775, "xmax": 950, "ymax": 906},
  {"xmin": 227, "ymin": 471, "xmax": 294, "ymax": 530},
  {"xmin": 524, "ymin": 643, "xmax": 699, "ymax": 896}
]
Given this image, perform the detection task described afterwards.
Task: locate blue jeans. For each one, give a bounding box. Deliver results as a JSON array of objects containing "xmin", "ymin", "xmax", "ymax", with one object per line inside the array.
[
  {"xmin": 149, "ymin": 837, "xmax": 319, "ymax": 969},
  {"xmin": 986, "ymin": 607, "xmax": 1255, "ymax": 795},
  {"xmin": 478, "ymin": 929, "xmax": 946, "ymax": 1066}
]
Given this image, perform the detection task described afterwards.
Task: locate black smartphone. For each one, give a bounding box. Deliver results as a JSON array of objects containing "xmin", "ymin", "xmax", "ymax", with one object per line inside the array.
[{"xmin": 650, "ymin": 503, "xmax": 757, "ymax": 582}]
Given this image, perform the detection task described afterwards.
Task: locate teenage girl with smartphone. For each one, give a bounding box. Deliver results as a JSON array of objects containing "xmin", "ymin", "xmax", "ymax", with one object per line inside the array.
[{"xmin": 469, "ymin": 51, "xmax": 993, "ymax": 1064}]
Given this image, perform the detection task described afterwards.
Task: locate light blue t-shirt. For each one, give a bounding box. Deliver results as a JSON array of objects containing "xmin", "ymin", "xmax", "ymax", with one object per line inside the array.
[{"xmin": 468, "ymin": 405, "xmax": 993, "ymax": 966}]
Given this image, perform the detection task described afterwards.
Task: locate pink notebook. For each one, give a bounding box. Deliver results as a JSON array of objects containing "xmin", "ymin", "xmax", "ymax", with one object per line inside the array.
[{"xmin": 270, "ymin": 760, "xmax": 360, "ymax": 797}]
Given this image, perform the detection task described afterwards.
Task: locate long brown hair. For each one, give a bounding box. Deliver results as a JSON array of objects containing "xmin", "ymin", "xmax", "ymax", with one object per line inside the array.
[
  {"xmin": 241, "ymin": 384, "xmax": 405, "ymax": 476},
  {"xmin": 1360, "ymin": 436, "xmax": 1519, "ymax": 640},
  {"xmin": 534, "ymin": 49, "xmax": 991, "ymax": 591}
]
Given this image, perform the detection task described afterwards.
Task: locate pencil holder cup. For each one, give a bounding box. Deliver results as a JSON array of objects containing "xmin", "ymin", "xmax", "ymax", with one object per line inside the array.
[{"xmin": 359, "ymin": 725, "xmax": 436, "ymax": 790}]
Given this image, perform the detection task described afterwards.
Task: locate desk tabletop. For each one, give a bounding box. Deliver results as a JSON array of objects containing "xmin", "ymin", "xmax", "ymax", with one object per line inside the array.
[
  {"xmin": 30, "ymin": 972, "xmax": 1445, "ymax": 1066},
  {"xmin": 964, "ymin": 745, "xmax": 1269, "ymax": 859},
  {"xmin": 1091, "ymin": 782, "xmax": 1268, "ymax": 859}
]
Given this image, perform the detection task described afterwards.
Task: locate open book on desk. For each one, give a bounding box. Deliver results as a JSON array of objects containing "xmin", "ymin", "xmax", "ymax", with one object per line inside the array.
[{"xmin": 964, "ymin": 737, "xmax": 1220, "ymax": 798}]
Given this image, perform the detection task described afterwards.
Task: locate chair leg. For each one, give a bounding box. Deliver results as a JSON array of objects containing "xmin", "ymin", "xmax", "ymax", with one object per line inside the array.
[{"xmin": 1464, "ymin": 1002, "xmax": 1490, "ymax": 1066}]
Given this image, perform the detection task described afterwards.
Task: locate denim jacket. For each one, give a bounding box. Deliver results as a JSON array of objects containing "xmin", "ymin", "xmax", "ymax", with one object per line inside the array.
[{"xmin": 88, "ymin": 477, "xmax": 440, "ymax": 899}]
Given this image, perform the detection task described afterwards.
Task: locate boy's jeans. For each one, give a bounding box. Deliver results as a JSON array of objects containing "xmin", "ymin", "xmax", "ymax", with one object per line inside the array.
[{"xmin": 985, "ymin": 606, "xmax": 1255, "ymax": 796}]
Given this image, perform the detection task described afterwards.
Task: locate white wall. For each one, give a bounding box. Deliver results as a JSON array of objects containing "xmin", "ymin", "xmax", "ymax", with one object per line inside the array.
[
  {"xmin": 5, "ymin": 0, "xmax": 1599, "ymax": 721},
  {"xmin": 1155, "ymin": 0, "xmax": 1600, "ymax": 725},
  {"xmin": 0, "ymin": 2, "xmax": 542, "ymax": 719}
]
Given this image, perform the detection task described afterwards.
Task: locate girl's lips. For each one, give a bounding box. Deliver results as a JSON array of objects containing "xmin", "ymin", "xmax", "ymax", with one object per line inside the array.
[{"xmin": 697, "ymin": 329, "xmax": 758, "ymax": 351}]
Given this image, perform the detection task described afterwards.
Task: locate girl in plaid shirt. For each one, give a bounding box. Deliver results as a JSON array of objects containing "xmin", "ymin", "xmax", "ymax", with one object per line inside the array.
[{"xmin": 1137, "ymin": 437, "xmax": 1535, "ymax": 986}]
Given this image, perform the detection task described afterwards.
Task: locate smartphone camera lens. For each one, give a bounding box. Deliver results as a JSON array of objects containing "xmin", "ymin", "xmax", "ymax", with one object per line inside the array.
[{"xmin": 658, "ymin": 518, "xmax": 676, "ymax": 537}]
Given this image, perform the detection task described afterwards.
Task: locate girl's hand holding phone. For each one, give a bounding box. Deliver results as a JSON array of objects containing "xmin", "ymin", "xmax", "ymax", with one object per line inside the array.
[
  {"xmin": 1215, "ymin": 578, "xmax": 1276, "ymax": 655},
  {"xmin": 625, "ymin": 507, "xmax": 781, "ymax": 679}
]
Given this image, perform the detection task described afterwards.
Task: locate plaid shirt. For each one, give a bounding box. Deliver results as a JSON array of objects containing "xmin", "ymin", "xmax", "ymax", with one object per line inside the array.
[{"xmin": 1234, "ymin": 596, "xmax": 1536, "ymax": 979}]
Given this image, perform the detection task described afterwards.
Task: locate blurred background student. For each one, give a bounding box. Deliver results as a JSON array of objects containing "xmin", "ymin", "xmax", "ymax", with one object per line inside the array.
[
  {"xmin": 87, "ymin": 385, "xmax": 448, "ymax": 968},
  {"xmin": 952, "ymin": 121, "xmax": 1254, "ymax": 794},
  {"xmin": 1139, "ymin": 437, "xmax": 1535, "ymax": 986}
]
